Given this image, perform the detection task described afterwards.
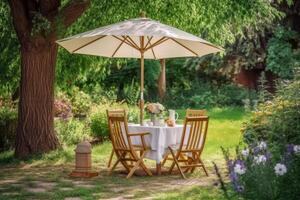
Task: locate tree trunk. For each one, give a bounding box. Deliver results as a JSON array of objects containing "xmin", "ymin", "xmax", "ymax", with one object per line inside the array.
[
  {"xmin": 158, "ymin": 59, "xmax": 166, "ymax": 101},
  {"xmin": 15, "ymin": 43, "xmax": 59, "ymax": 158}
]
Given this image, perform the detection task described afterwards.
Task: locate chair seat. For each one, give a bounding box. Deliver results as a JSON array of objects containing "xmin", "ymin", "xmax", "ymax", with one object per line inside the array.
[
  {"xmin": 169, "ymin": 144, "xmax": 186, "ymax": 151},
  {"xmin": 132, "ymin": 145, "xmax": 151, "ymax": 151}
]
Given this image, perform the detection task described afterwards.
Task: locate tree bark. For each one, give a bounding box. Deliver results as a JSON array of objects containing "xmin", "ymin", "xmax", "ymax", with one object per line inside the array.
[
  {"xmin": 8, "ymin": 0, "xmax": 91, "ymax": 158},
  {"xmin": 158, "ymin": 59, "xmax": 166, "ymax": 100},
  {"xmin": 15, "ymin": 42, "xmax": 59, "ymax": 158}
]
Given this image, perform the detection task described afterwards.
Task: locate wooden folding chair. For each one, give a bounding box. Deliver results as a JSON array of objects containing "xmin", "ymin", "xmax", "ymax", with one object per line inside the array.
[
  {"xmin": 161, "ymin": 109, "xmax": 207, "ymax": 167},
  {"xmin": 106, "ymin": 109, "xmax": 152, "ymax": 178},
  {"xmin": 167, "ymin": 116, "xmax": 209, "ymax": 179}
]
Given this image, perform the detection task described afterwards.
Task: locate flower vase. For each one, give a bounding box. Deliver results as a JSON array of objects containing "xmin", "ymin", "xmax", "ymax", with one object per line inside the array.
[{"xmin": 151, "ymin": 114, "xmax": 160, "ymax": 126}]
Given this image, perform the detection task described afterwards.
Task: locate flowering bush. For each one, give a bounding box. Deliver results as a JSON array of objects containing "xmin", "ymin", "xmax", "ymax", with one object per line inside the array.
[
  {"xmin": 145, "ymin": 103, "xmax": 165, "ymax": 115},
  {"xmin": 242, "ymin": 79, "xmax": 300, "ymax": 153},
  {"xmin": 54, "ymin": 98, "xmax": 72, "ymax": 119},
  {"xmin": 221, "ymin": 141, "xmax": 300, "ymax": 200}
]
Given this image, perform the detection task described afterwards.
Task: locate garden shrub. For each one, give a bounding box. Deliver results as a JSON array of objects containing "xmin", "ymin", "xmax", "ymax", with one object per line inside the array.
[
  {"xmin": 267, "ymin": 27, "xmax": 300, "ymax": 79},
  {"xmin": 219, "ymin": 77, "xmax": 300, "ymax": 200},
  {"xmin": 90, "ymin": 101, "xmax": 139, "ymax": 139},
  {"xmin": 164, "ymin": 80, "xmax": 251, "ymax": 108},
  {"xmin": 54, "ymin": 91, "xmax": 72, "ymax": 119},
  {"xmin": 69, "ymin": 87, "xmax": 92, "ymax": 117},
  {"xmin": 0, "ymin": 97, "xmax": 17, "ymax": 151},
  {"xmin": 54, "ymin": 118, "xmax": 91, "ymax": 146},
  {"xmin": 242, "ymin": 79, "xmax": 300, "ymax": 152}
]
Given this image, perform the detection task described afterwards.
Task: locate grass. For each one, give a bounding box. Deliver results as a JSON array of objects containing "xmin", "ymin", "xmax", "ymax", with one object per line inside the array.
[{"xmin": 0, "ymin": 107, "xmax": 250, "ymax": 200}]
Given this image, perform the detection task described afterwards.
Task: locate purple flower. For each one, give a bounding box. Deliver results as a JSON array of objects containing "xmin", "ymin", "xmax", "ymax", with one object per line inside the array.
[
  {"xmin": 287, "ymin": 144, "xmax": 294, "ymax": 154},
  {"xmin": 236, "ymin": 185, "xmax": 245, "ymax": 193},
  {"xmin": 294, "ymin": 145, "xmax": 300, "ymax": 154},
  {"xmin": 258, "ymin": 141, "xmax": 267, "ymax": 150},
  {"xmin": 233, "ymin": 183, "xmax": 245, "ymax": 193},
  {"xmin": 265, "ymin": 151, "xmax": 272, "ymax": 160},
  {"xmin": 253, "ymin": 146, "xmax": 260, "ymax": 155},
  {"xmin": 227, "ymin": 160, "xmax": 234, "ymax": 169},
  {"xmin": 229, "ymin": 171, "xmax": 238, "ymax": 182},
  {"xmin": 254, "ymin": 155, "xmax": 267, "ymax": 165}
]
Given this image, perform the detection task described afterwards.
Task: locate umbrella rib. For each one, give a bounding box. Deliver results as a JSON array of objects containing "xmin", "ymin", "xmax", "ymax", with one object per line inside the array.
[
  {"xmin": 72, "ymin": 36, "xmax": 106, "ymax": 53},
  {"xmin": 112, "ymin": 36, "xmax": 127, "ymax": 57},
  {"xmin": 113, "ymin": 36, "xmax": 139, "ymax": 50},
  {"xmin": 127, "ymin": 36, "xmax": 140, "ymax": 50},
  {"xmin": 144, "ymin": 36, "xmax": 153, "ymax": 49},
  {"xmin": 170, "ymin": 38, "xmax": 198, "ymax": 56},
  {"xmin": 144, "ymin": 37, "xmax": 169, "ymax": 51},
  {"xmin": 147, "ymin": 36, "xmax": 156, "ymax": 59}
]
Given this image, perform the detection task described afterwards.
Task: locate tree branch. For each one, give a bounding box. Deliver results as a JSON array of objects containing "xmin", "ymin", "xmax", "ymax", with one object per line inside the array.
[
  {"xmin": 39, "ymin": 0, "xmax": 60, "ymax": 16},
  {"xmin": 8, "ymin": 0, "xmax": 30, "ymax": 42},
  {"xmin": 59, "ymin": 0, "xmax": 91, "ymax": 28}
]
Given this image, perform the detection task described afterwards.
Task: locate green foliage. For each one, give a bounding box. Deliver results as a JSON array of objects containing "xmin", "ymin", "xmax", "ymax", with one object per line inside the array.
[
  {"xmin": 0, "ymin": 97, "xmax": 17, "ymax": 151},
  {"xmin": 90, "ymin": 101, "xmax": 139, "ymax": 138},
  {"xmin": 149, "ymin": 58, "xmax": 257, "ymax": 109},
  {"xmin": 31, "ymin": 11, "xmax": 51, "ymax": 36},
  {"xmin": 54, "ymin": 118, "xmax": 91, "ymax": 146},
  {"xmin": 0, "ymin": 1, "xmax": 20, "ymax": 94},
  {"xmin": 242, "ymin": 78, "xmax": 300, "ymax": 153},
  {"xmin": 68, "ymin": 87, "xmax": 92, "ymax": 117},
  {"xmin": 257, "ymin": 71, "xmax": 272, "ymax": 103},
  {"xmin": 90, "ymin": 107, "xmax": 109, "ymax": 138},
  {"xmin": 267, "ymin": 27, "xmax": 300, "ymax": 79},
  {"xmin": 123, "ymin": 79, "xmax": 139, "ymax": 105}
]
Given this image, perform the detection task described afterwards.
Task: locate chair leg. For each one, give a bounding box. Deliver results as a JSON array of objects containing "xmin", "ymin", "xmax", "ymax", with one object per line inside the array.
[
  {"xmin": 180, "ymin": 154, "xmax": 192, "ymax": 173},
  {"xmin": 109, "ymin": 158, "xmax": 120, "ymax": 175},
  {"xmin": 126, "ymin": 159, "xmax": 142, "ymax": 179},
  {"xmin": 199, "ymin": 159, "xmax": 209, "ymax": 176},
  {"xmin": 138, "ymin": 152, "xmax": 152, "ymax": 176},
  {"xmin": 161, "ymin": 154, "xmax": 169, "ymax": 167},
  {"xmin": 168, "ymin": 161, "xmax": 176, "ymax": 174},
  {"xmin": 140, "ymin": 160, "xmax": 153, "ymax": 176},
  {"xmin": 107, "ymin": 149, "xmax": 114, "ymax": 168},
  {"xmin": 168, "ymin": 147, "xmax": 186, "ymax": 179}
]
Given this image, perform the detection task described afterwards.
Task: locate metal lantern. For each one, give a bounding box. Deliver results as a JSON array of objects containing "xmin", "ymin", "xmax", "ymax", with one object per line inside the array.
[{"xmin": 70, "ymin": 141, "xmax": 98, "ymax": 178}]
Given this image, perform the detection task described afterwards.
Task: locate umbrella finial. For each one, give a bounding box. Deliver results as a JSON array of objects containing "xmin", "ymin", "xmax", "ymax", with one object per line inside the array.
[{"xmin": 140, "ymin": 11, "xmax": 146, "ymax": 18}]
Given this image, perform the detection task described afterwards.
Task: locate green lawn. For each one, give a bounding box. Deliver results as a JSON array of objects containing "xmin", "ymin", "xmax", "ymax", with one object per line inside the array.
[{"xmin": 0, "ymin": 107, "xmax": 249, "ymax": 200}]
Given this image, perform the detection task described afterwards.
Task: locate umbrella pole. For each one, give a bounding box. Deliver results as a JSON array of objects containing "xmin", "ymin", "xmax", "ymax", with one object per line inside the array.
[
  {"xmin": 140, "ymin": 53, "xmax": 144, "ymax": 125},
  {"xmin": 140, "ymin": 36, "xmax": 145, "ymax": 125}
]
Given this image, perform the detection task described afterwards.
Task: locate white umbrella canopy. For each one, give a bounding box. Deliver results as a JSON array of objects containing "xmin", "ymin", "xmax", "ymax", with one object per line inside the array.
[
  {"xmin": 57, "ymin": 16, "xmax": 223, "ymax": 124},
  {"xmin": 57, "ymin": 17, "xmax": 222, "ymax": 59}
]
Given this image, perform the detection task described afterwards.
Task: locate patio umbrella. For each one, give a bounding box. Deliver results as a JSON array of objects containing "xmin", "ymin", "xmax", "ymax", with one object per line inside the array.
[{"xmin": 56, "ymin": 14, "xmax": 223, "ymax": 125}]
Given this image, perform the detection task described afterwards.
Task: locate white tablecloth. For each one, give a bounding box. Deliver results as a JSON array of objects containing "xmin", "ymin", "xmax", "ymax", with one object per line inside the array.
[{"xmin": 128, "ymin": 124, "xmax": 185, "ymax": 163}]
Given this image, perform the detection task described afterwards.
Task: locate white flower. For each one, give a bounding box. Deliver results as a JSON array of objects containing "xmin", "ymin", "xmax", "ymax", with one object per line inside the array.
[
  {"xmin": 241, "ymin": 149, "xmax": 249, "ymax": 157},
  {"xmin": 258, "ymin": 141, "xmax": 267, "ymax": 150},
  {"xmin": 254, "ymin": 155, "xmax": 267, "ymax": 165},
  {"xmin": 234, "ymin": 164, "xmax": 246, "ymax": 175},
  {"xmin": 274, "ymin": 163, "xmax": 287, "ymax": 176},
  {"xmin": 293, "ymin": 145, "xmax": 300, "ymax": 154}
]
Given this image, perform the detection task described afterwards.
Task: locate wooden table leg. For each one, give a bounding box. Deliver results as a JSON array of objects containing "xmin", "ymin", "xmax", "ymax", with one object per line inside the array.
[{"xmin": 156, "ymin": 163, "xmax": 162, "ymax": 175}]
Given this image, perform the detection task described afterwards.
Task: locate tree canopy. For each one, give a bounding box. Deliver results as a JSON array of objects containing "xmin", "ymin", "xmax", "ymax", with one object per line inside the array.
[{"xmin": 1, "ymin": 0, "xmax": 282, "ymax": 94}]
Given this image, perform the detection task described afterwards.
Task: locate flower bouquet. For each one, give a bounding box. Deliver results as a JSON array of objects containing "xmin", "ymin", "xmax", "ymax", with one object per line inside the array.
[{"xmin": 145, "ymin": 103, "xmax": 165, "ymax": 126}]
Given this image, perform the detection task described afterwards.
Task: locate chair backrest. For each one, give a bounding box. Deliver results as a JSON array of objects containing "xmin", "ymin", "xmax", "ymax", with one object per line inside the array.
[
  {"xmin": 107, "ymin": 109, "xmax": 131, "ymax": 151},
  {"xmin": 186, "ymin": 109, "xmax": 207, "ymax": 117},
  {"xmin": 180, "ymin": 116, "xmax": 209, "ymax": 152}
]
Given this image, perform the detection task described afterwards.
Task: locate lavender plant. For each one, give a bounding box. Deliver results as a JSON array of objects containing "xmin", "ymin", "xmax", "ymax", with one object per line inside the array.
[{"xmin": 218, "ymin": 142, "xmax": 300, "ymax": 200}]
